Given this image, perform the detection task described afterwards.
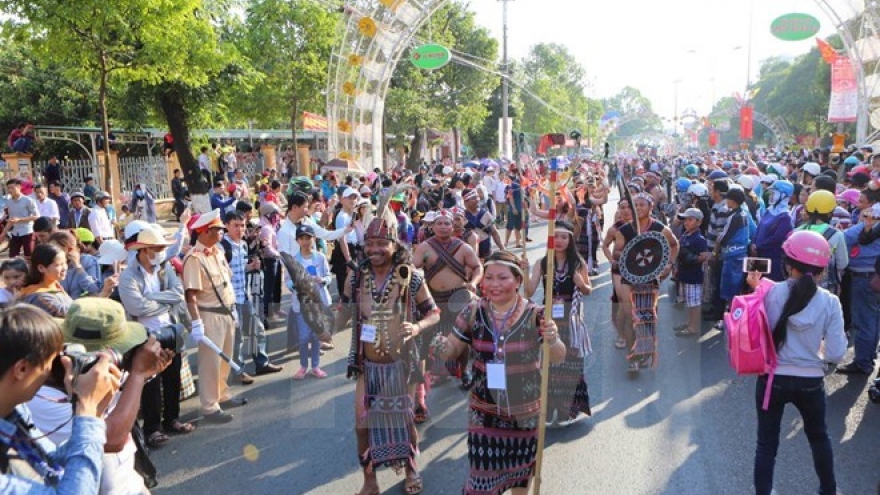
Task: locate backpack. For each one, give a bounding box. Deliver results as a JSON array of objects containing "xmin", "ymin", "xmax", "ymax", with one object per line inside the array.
[
  {"xmin": 724, "ymin": 278, "xmax": 777, "ymax": 410},
  {"xmin": 220, "ymin": 238, "xmax": 233, "ymax": 263}
]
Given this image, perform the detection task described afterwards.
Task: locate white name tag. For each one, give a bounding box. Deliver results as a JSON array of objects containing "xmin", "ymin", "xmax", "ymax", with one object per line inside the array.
[
  {"xmin": 360, "ymin": 324, "xmax": 377, "ymax": 343},
  {"xmin": 552, "ymin": 303, "xmax": 565, "ymax": 320},
  {"xmin": 487, "ymin": 362, "xmax": 507, "ymax": 390}
]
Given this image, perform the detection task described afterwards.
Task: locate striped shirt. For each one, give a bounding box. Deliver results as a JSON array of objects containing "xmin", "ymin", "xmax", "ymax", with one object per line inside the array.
[
  {"xmin": 706, "ymin": 201, "xmax": 732, "ymax": 250},
  {"xmin": 224, "ymin": 235, "xmax": 249, "ymax": 304}
]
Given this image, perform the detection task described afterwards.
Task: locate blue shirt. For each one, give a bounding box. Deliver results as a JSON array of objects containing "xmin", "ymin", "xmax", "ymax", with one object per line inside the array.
[
  {"xmin": 844, "ymin": 223, "xmax": 880, "ymax": 273},
  {"xmin": 0, "ymin": 405, "xmax": 106, "ymax": 495},
  {"xmin": 678, "ymin": 230, "xmax": 708, "ymax": 284}
]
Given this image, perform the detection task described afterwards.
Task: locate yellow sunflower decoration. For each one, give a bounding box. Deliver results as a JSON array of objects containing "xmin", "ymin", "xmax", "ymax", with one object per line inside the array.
[
  {"xmin": 342, "ymin": 82, "xmax": 358, "ymax": 96},
  {"xmin": 339, "ymin": 151, "xmax": 353, "ymax": 160},
  {"xmin": 379, "ymin": 0, "xmax": 401, "ymax": 10},
  {"xmin": 338, "ymin": 120, "xmax": 352, "ymax": 133},
  {"xmin": 358, "ymin": 17, "xmax": 377, "ymax": 38},
  {"xmin": 348, "ymin": 54, "xmax": 364, "ymax": 66}
]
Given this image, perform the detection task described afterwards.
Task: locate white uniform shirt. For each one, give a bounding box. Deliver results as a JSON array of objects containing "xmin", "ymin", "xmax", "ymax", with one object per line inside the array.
[
  {"xmin": 35, "ymin": 196, "xmax": 60, "ymax": 221},
  {"xmin": 88, "ymin": 206, "xmax": 115, "ymax": 239}
]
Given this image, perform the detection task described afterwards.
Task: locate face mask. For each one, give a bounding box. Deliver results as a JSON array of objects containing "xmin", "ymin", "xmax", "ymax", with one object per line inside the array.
[
  {"xmin": 135, "ymin": 189, "xmax": 145, "ymax": 199},
  {"xmin": 150, "ymin": 250, "xmax": 166, "ymax": 267}
]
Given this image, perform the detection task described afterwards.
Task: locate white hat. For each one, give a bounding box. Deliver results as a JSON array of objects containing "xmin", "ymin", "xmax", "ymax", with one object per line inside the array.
[
  {"xmin": 259, "ymin": 202, "xmax": 281, "ymax": 216},
  {"xmin": 423, "ymin": 211, "xmax": 437, "ymax": 222},
  {"xmin": 442, "ymin": 166, "xmax": 453, "ymax": 175},
  {"xmin": 802, "ymin": 162, "xmax": 821, "ymax": 176},
  {"xmin": 189, "ymin": 209, "xmax": 224, "ymax": 232},
  {"xmin": 123, "ymin": 220, "xmax": 151, "ymax": 242},
  {"xmin": 127, "ymin": 226, "xmax": 172, "ymax": 251},
  {"xmin": 342, "ymin": 187, "xmax": 358, "ymax": 199},
  {"xmin": 97, "ymin": 240, "xmax": 128, "ymax": 265}
]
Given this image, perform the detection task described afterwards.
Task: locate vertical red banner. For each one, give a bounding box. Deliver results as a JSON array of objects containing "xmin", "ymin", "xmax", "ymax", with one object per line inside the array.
[
  {"xmin": 708, "ymin": 130, "xmax": 719, "ymax": 147},
  {"xmin": 739, "ymin": 106, "xmax": 753, "ymax": 141}
]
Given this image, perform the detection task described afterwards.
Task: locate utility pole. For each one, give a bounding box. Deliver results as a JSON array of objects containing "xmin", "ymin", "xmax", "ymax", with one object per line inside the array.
[{"xmin": 500, "ymin": 0, "xmax": 512, "ymax": 160}]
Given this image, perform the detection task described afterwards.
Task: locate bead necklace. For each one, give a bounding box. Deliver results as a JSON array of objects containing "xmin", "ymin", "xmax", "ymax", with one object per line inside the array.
[{"xmin": 366, "ymin": 269, "xmax": 395, "ymax": 357}]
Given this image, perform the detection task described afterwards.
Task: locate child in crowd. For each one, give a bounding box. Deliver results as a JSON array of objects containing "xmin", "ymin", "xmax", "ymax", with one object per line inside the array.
[
  {"xmin": 290, "ymin": 225, "xmax": 332, "ymax": 380},
  {"xmin": 674, "ymin": 208, "xmax": 710, "ymax": 336},
  {"xmin": 0, "ymin": 258, "xmax": 28, "ymax": 303}
]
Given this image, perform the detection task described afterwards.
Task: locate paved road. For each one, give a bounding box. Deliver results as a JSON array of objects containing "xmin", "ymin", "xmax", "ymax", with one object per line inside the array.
[{"xmin": 151, "ymin": 208, "xmax": 880, "ymax": 495}]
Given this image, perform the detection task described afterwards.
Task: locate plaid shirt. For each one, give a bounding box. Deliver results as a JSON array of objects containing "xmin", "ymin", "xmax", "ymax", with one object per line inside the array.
[{"xmin": 224, "ymin": 235, "xmax": 249, "ymax": 304}]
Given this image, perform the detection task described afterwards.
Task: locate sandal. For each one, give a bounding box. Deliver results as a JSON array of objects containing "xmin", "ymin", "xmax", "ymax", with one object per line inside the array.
[
  {"xmin": 165, "ymin": 420, "xmax": 195, "ymax": 435},
  {"xmin": 146, "ymin": 431, "xmax": 170, "ymax": 448},
  {"xmin": 614, "ymin": 338, "xmax": 626, "ymax": 349},
  {"xmin": 403, "ymin": 472, "xmax": 423, "ymax": 494},
  {"xmin": 413, "ymin": 404, "xmax": 429, "ymax": 424}
]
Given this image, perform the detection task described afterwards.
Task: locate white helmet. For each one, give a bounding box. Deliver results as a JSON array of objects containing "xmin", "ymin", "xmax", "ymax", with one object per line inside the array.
[
  {"xmin": 123, "ymin": 220, "xmax": 150, "ymax": 242},
  {"xmin": 802, "ymin": 162, "xmax": 821, "ymax": 176},
  {"xmin": 736, "ymin": 175, "xmax": 755, "ymax": 191},
  {"xmin": 688, "ymin": 182, "xmax": 709, "ymax": 198}
]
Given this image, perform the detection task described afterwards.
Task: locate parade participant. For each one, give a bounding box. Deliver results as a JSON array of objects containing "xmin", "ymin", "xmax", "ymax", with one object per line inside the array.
[
  {"xmin": 0, "ymin": 304, "xmax": 121, "ymax": 494},
  {"xmin": 612, "ymin": 193, "xmax": 679, "ymax": 372},
  {"xmin": 291, "ymin": 225, "xmax": 332, "ymax": 379},
  {"xmin": 503, "ymin": 173, "xmax": 525, "ymax": 248},
  {"xmin": 337, "ymin": 192, "xmax": 439, "ymax": 495},
  {"xmin": 118, "ymin": 225, "xmax": 196, "ymax": 446},
  {"xmin": 451, "ymin": 207, "xmax": 479, "ymax": 253},
  {"xmin": 183, "ymin": 209, "xmax": 246, "ymax": 424},
  {"xmin": 603, "ymin": 199, "xmax": 633, "ymax": 349},
  {"xmin": 746, "ymin": 230, "xmax": 846, "ymax": 495},
  {"xmin": 753, "ymin": 180, "xmax": 794, "ymax": 281},
  {"xmin": 523, "ymin": 220, "xmax": 592, "ymax": 426},
  {"xmin": 431, "ymin": 250, "xmax": 565, "ymax": 495},
  {"xmin": 673, "ymin": 208, "xmax": 709, "ymax": 336},
  {"xmin": 643, "ymin": 171, "xmax": 668, "ymax": 222},
  {"xmin": 413, "ymin": 209, "xmax": 482, "ymax": 397}
]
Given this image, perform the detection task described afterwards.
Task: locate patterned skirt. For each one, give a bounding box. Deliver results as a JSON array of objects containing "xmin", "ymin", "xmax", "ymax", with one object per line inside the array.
[
  {"xmin": 361, "ymin": 360, "xmax": 416, "ymax": 473},
  {"xmin": 547, "ymin": 352, "xmax": 591, "ymax": 420},
  {"xmin": 463, "ymin": 408, "xmax": 537, "ymax": 495}
]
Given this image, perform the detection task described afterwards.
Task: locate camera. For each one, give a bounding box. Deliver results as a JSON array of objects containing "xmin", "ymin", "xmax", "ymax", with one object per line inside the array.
[
  {"xmin": 149, "ymin": 324, "xmax": 185, "ymax": 353},
  {"xmin": 51, "ymin": 343, "xmax": 123, "ymax": 386}
]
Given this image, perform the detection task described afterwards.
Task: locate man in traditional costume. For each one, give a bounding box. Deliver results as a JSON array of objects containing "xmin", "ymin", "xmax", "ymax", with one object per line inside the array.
[
  {"xmin": 413, "ymin": 209, "xmax": 482, "ymax": 404},
  {"xmin": 338, "ymin": 190, "xmax": 440, "ymax": 495}
]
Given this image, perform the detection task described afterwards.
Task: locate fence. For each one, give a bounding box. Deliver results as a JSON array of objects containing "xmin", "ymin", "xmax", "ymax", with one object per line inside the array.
[
  {"xmin": 234, "ymin": 152, "xmax": 264, "ymax": 179},
  {"xmin": 33, "ymin": 159, "xmax": 102, "ymax": 194},
  {"xmin": 119, "ymin": 156, "xmax": 171, "ymax": 200}
]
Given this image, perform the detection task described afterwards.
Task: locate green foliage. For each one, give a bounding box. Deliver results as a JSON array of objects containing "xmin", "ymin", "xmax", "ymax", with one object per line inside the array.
[
  {"xmin": 516, "ymin": 43, "xmax": 588, "ymax": 136},
  {"xmin": 602, "ymin": 86, "xmax": 661, "ymax": 144}
]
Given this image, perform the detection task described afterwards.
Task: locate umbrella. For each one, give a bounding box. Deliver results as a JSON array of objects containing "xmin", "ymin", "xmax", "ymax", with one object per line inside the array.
[
  {"xmin": 463, "ymin": 160, "xmax": 480, "ymax": 168},
  {"xmin": 321, "ymin": 158, "xmax": 366, "ymax": 175}
]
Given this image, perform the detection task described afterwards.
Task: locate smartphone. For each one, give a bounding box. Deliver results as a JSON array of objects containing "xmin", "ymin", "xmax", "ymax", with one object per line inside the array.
[{"xmin": 743, "ymin": 257, "xmax": 771, "ymax": 274}]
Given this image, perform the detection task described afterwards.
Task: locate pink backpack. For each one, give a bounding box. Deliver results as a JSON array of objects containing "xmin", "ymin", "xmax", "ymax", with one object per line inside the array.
[{"xmin": 724, "ymin": 278, "xmax": 777, "ymax": 410}]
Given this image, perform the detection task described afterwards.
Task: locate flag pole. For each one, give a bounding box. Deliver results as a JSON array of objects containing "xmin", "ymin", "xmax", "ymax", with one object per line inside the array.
[{"xmin": 531, "ymin": 156, "xmax": 559, "ymax": 495}]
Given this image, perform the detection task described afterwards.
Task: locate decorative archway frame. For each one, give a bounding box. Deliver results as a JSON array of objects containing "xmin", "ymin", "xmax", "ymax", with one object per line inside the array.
[{"xmin": 326, "ymin": 1, "xmax": 877, "ymax": 169}]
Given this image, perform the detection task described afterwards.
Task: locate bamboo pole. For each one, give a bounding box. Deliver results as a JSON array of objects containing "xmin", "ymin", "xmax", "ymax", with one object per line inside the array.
[{"xmin": 531, "ymin": 156, "xmax": 559, "ymax": 495}]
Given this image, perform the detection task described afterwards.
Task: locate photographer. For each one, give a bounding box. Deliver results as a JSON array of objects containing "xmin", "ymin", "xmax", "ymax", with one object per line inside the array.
[
  {"xmin": 27, "ymin": 299, "xmax": 171, "ymax": 494},
  {"xmin": 118, "ymin": 225, "xmax": 194, "ymax": 447},
  {"xmin": 0, "ymin": 303, "xmax": 121, "ymax": 494}
]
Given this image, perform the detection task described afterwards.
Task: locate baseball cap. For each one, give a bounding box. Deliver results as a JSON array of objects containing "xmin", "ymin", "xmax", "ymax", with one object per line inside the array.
[
  {"xmin": 677, "ymin": 208, "xmax": 704, "ymax": 221},
  {"xmin": 296, "ymin": 224, "xmax": 316, "ymax": 238},
  {"xmin": 342, "ymin": 187, "xmax": 358, "ymax": 199},
  {"xmin": 850, "ymin": 173, "xmax": 871, "ymax": 187}
]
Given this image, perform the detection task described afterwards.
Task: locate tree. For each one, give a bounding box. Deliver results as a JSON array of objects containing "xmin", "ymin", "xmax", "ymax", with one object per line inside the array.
[
  {"xmin": 235, "ymin": 0, "xmax": 337, "ymax": 176},
  {"xmin": 516, "ymin": 43, "xmax": 589, "ymax": 136},
  {"xmin": 602, "ymin": 86, "xmax": 661, "ymax": 144}
]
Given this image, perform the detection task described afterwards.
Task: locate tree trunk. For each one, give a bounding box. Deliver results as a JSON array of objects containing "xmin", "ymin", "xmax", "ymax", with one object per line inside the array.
[
  {"xmin": 98, "ymin": 56, "xmax": 113, "ymax": 195},
  {"xmin": 289, "ymin": 96, "xmax": 299, "ymax": 178},
  {"xmin": 452, "ymin": 127, "xmax": 460, "ymax": 163},
  {"xmin": 159, "ymin": 86, "xmax": 208, "ymax": 195},
  {"xmin": 406, "ymin": 127, "xmax": 423, "ymax": 170}
]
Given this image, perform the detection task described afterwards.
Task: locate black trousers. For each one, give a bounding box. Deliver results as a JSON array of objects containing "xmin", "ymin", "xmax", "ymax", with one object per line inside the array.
[
  {"xmin": 140, "ymin": 353, "xmax": 182, "ymax": 436},
  {"xmin": 262, "ymin": 257, "xmax": 282, "ymax": 316}
]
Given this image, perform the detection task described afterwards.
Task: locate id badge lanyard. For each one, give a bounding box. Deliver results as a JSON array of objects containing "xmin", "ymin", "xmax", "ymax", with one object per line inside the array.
[{"xmin": 489, "ymin": 299, "xmax": 520, "ymax": 414}]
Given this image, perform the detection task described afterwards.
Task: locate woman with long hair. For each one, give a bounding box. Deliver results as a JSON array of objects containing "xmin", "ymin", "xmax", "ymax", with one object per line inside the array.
[
  {"xmin": 524, "ymin": 220, "xmax": 592, "ymax": 426},
  {"xmin": 18, "ymin": 243, "xmax": 74, "ymax": 317},
  {"xmin": 432, "ymin": 250, "xmax": 565, "ymax": 494},
  {"xmin": 745, "ymin": 230, "xmax": 846, "ymax": 495}
]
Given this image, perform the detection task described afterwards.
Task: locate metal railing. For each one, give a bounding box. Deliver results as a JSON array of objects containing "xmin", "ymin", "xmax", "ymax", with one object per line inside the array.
[
  {"xmin": 32, "ymin": 159, "xmax": 102, "ymax": 194},
  {"xmin": 119, "ymin": 156, "xmax": 171, "ymax": 200}
]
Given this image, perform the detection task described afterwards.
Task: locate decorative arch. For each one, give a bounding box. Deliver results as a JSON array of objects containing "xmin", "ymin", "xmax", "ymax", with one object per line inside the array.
[{"xmin": 326, "ymin": 1, "xmax": 877, "ymax": 168}]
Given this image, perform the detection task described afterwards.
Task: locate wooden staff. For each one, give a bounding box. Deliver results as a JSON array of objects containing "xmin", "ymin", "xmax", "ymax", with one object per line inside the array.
[{"xmin": 531, "ymin": 156, "xmax": 559, "ymax": 495}]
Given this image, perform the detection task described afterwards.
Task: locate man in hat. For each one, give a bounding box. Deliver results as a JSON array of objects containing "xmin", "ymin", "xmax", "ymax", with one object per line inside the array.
[
  {"xmin": 463, "ymin": 188, "xmax": 503, "ymax": 258},
  {"xmin": 88, "ymin": 191, "xmax": 115, "ymax": 240},
  {"xmin": 413, "ymin": 209, "xmax": 482, "ymax": 394},
  {"xmin": 68, "ymin": 191, "xmax": 91, "ymax": 230},
  {"xmin": 182, "ymin": 209, "xmax": 245, "ymax": 423},
  {"xmin": 118, "ymin": 225, "xmax": 196, "ymax": 443},
  {"xmin": 27, "ymin": 299, "xmax": 172, "ymax": 493},
  {"xmin": 0, "ymin": 303, "xmax": 120, "ymax": 494},
  {"xmin": 338, "ymin": 207, "xmax": 439, "ymax": 495}
]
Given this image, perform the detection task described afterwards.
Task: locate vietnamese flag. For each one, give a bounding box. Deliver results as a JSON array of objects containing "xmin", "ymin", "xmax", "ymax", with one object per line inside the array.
[
  {"xmin": 739, "ymin": 106, "xmax": 753, "ymax": 141},
  {"xmin": 708, "ymin": 130, "xmax": 719, "ymax": 148},
  {"xmin": 816, "ymin": 38, "xmax": 839, "ymax": 64}
]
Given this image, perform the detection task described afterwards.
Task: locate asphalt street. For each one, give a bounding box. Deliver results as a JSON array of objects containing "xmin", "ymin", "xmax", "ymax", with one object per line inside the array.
[{"xmin": 151, "ymin": 201, "xmax": 880, "ymax": 495}]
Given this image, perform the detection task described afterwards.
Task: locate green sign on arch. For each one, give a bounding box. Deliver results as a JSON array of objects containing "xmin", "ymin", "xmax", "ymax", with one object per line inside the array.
[
  {"xmin": 770, "ymin": 13, "xmax": 820, "ymax": 41},
  {"xmin": 410, "ymin": 44, "xmax": 451, "ymax": 70}
]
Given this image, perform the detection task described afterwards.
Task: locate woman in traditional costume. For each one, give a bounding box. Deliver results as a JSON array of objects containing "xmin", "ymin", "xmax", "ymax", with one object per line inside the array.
[{"xmin": 432, "ymin": 250, "xmax": 566, "ymax": 494}]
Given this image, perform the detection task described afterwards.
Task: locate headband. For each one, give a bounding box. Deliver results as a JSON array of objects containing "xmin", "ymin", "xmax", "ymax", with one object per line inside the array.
[
  {"xmin": 435, "ymin": 210, "xmax": 453, "ymax": 220},
  {"xmin": 634, "ymin": 193, "xmax": 654, "ymax": 205},
  {"xmin": 484, "ymin": 260, "xmax": 524, "ymax": 275},
  {"xmin": 554, "ymin": 227, "xmax": 574, "ymax": 236}
]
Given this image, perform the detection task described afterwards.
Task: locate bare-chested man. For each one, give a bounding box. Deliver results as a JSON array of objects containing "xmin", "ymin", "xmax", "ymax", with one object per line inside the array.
[{"xmin": 413, "ymin": 209, "xmax": 483, "ymax": 397}]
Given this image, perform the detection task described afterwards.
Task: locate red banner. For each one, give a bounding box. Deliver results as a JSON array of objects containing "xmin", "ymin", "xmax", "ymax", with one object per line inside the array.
[
  {"xmin": 708, "ymin": 130, "xmax": 719, "ymax": 148},
  {"xmin": 302, "ymin": 112, "xmax": 329, "ymax": 132},
  {"xmin": 739, "ymin": 106, "xmax": 753, "ymax": 141},
  {"xmin": 828, "ymin": 57, "xmax": 858, "ymax": 123},
  {"xmin": 816, "ymin": 38, "xmax": 839, "ymax": 64}
]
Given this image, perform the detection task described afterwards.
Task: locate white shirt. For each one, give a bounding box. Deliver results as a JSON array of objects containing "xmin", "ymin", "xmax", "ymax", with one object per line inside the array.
[
  {"xmin": 35, "ymin": 196, "xmax": 60, "ymax": 220},
  {"xmin": 278, "ymin": 215, "xmax": 347, "ymax": 258},
  {"xmin": 89, "ymin": 206, "xmax": 115, "ymax": 238},
  {"xmin": 137, "ymin": 264, "xmax": 172, "ymax": 331},
  {"xmin": 198, "ymin": 153, "xmax": 210, "ymax": 171},
  {"xmin": 336, "ymin": 209, "xmax": 358, "ymax": 244},
  {"xmin": 493, "ymin": 178, "xmax": 507, "ymax": 202}
]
